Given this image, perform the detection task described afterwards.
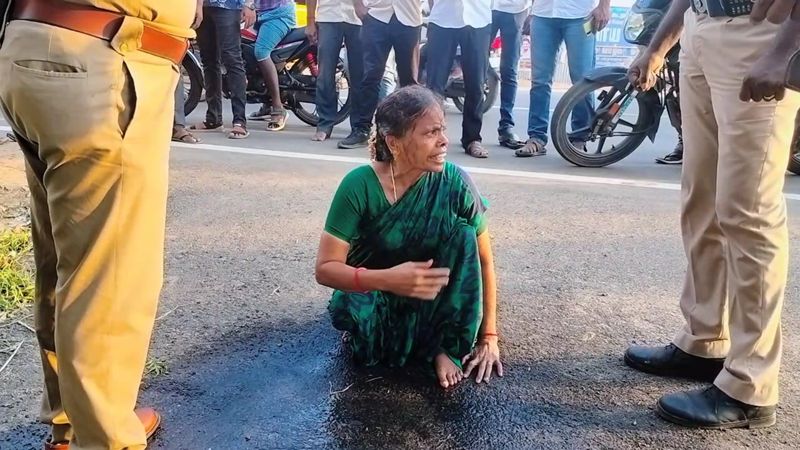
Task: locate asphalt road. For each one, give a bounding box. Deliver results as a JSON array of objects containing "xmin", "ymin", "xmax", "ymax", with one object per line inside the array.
[{"xmin": 2, "ymin": 92, "xmax": 800, "ymax": 449}]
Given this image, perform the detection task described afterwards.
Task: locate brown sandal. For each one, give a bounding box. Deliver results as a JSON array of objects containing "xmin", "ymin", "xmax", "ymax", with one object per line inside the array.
[
  {"xmin": 228, "ymin": 123, "xmax": 250, "ymax": 139},
  {"xmin": 465, "ymin": 141, "xmax": 489, "ymax": 158},
  {"xmin": 189, "ymin": 120, "xmax": 223, "ymax": 132},
  {"xmin": 267, "ymin": 108, "xmax": 288, "ymax": 131},
  {"xmin": 172, "ymin": 127, "xmax": 200, "ymax": 144}
]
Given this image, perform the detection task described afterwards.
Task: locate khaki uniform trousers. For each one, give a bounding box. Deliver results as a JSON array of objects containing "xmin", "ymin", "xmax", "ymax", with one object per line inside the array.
[
  {"xmin": 0, "ymin": 20, "xmax": 178, "ymax": 449},
  {"xmin": 673, "ymin": 12, "xmax": 800, "ymax": 407}
]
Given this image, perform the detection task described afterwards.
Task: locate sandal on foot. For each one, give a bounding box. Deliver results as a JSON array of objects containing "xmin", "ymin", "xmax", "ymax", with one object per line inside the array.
[
  {"xmin": 172, "ymin": 127, "xmax": 200, "ymax": 144},
  {"xmin": 267, "ymin": 108, "xmax": 288, "ymax": 131},
  {"xmin": 465, "ymin": 141, "xmax": 488, "ymax": 158},
  {"xmin": 516, "ymin": 139, "xmax": 547, "ymax": 157},
  {"xmin": 228, "ymin": 123, "xmax": 250, "ymax": 139},
  {"xmin": 189, "ymin": 121, "xmax": 223, "ymax": 131}
]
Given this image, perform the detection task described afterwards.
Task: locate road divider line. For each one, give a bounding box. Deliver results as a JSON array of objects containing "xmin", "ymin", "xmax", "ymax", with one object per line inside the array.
[
  {"xmin": 2, "ymin": 124, "xmax": 798, "ymax": 201},
  {"xmin": 170, "ymin": 140, "xmax": 800, "ymax": 201}
]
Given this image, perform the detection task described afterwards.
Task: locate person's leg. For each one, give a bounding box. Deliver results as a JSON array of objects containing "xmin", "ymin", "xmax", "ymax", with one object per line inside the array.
[
  {"xmin": 254, "ymin": 5, "xmax": 296, "ymax": 132},
  {"xmin": 563, "ymin": 17, "xmax": 596, "ymax": 140},
  {"xmin": 496, "ymin": 11, "xmax": 525, "ymax": 137},
  {"xmin": 343, "ymin": 23, "xmax": 365, "ymax": 130},
  {"xmin": 458, "ymin": 25, "xmax": 492, "ymax": 150},
  {"xmin": 0, "ymin": 21, "xmax": 176, "ymax": 448},
  {"xmin": 216, "ymin": 7, "xmax": 249, "ymax": 134},
  {"xmin": 339, "ymin": 14, "xmax": 392, "ymax": 148},
  {"xmin": 525, "ymin": 16, "xmax": 561, "ymax": 149},
  {"xmin": 172, "ymin": 81, "xmax": 199, "ymax": 143},
  {"xmin": 196, "ymin": 7, "xmax": 224, "ymax": 128},
  {"xmin": 391, "ymin": 17, "xmax": 422, "ymax": 87},
  {"xmin": 423, "ymin": 24, "xmax": 458, "ymax": 98},
  {"xmin": 378, "ymin": 49, "xmax": 397, "ymax": 101},
  {"xmin": 314, "ymin": 22, "xmax": 346, "ymax": 139}
]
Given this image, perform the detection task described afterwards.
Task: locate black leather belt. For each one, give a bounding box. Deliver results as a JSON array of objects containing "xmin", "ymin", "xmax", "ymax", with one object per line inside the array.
[{"xmin": 690, "ymin": 0, "xmax": 752, "ymax": 17}]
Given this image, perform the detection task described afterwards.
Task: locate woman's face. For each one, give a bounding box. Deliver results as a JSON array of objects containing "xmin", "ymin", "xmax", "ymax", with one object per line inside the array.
[{"xmin": 391, "ymin": 106, "xmax": 449, "ymax": 173}]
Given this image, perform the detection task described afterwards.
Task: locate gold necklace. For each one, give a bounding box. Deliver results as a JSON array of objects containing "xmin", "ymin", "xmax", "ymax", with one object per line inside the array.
[{"xmin": 390, "ymin": 162, "xmax": 398, "ymax": 203}]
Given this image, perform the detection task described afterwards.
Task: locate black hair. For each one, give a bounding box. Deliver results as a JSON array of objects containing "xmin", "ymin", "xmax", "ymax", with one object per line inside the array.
[{"xmin": 369, "ymin": 85, "xmax": 444, "ymax": 162}]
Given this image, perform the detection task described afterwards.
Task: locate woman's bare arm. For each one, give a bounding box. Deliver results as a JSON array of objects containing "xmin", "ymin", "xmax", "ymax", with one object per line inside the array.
[{"xmin": 477, "ymin": 230, "xmax": 497, "ymax": 336}]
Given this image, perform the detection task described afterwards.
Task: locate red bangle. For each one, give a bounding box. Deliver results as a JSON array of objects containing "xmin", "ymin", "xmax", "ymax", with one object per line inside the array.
[
  {"xmin": 481, "ymin": 332, "xmax": 498, "ymax": 338},
  {"xmin": 353, "ymin": 267, "xmax": 367, "ymax": 292}
]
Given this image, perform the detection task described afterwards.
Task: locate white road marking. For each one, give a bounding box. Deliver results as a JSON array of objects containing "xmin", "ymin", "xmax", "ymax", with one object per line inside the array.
[
  {"xmin": 3, "ymin": 125, "xmax": 798, "ymax": 201},
  {"xmin": 169, "ymin": 141, "xmax": 800, "ymax": 202}
]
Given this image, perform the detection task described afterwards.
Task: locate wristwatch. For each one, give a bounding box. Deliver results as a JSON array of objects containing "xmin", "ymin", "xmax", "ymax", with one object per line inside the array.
[{"xmin": 244, "ymin": 2, "xmax": 255, "ymax": 10}]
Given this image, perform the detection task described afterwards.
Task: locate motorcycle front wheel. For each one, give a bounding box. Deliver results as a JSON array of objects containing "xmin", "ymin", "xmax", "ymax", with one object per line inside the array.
[
  {"xmin": 550, "ymin": 78, "xmax": 654, "ymax": 167},
  {"xmin": 452, "ymin": 67, "xmax": 500, "ymax": 114},
  {"xmin": 789, "ymin": 153, "xmax": 800, "ymax": 175},
  {"xmin": 181, "ymin": 51, "xmax": 204, "ymax": 116}
]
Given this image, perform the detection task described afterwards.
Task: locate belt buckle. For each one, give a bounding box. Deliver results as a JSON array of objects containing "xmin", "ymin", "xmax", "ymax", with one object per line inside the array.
[{"xmin": 691, "ymin": 0, "xmax": 709, "ymax": 14}]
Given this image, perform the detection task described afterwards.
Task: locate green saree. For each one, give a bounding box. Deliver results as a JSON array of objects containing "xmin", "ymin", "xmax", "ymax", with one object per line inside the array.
[{"xmin": 325, "ymin": 162, "xmax": 486, "ymax": 370}]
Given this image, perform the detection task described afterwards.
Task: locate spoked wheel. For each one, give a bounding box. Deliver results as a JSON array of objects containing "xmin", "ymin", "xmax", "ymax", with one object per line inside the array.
[{"xmin": 550, "ymin": 78, "xmax": 654, "ymax": 167}]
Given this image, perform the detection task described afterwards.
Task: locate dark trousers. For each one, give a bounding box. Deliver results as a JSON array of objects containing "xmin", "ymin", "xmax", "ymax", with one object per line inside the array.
[
  {"xmin": 354, "ymin": 14, "xmax": 421, "ymax": 130},
  {"xmin": 425, "ymin": 23, "xmax": 492, "ymax": 148},
  {"xmin": 317, "ymin": 22, "xmax": 363, "ymax": 133},
  {"xmin": 196, "ymin": 6, "xmax": 248, "ymax": 126},
  {"xmin": 491, "ymin": 10, "xmax": 527, "ymax": 133}
]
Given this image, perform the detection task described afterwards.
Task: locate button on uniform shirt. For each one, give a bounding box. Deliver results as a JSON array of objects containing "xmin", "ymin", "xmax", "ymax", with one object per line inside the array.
[
  {"xmin": 532, "ymin": 0, "xmax": 597, "ymax": 19},
  {"xmin": 428, "ymin": 0, "xmax": 492, "ymax": 29},
  {"xmin": 66, "ymin": 0, "xmax": 195, "ymax": 37},
  {"xmin": 365, "ymin": 0, "xmax": 423, "ymax": 27},
  {"xmin": 316, "ymin": 0, "xmax": 361, "ymax": 25},
  {"xmin": 492, "ymin": 0, "xmax": 531, "ymax": 14}
]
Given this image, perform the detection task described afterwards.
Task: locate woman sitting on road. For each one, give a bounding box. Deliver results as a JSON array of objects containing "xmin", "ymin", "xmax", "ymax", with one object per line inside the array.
[{"xmin": 315, "ymin": 86, "xmax": 503, "ymax": 389}]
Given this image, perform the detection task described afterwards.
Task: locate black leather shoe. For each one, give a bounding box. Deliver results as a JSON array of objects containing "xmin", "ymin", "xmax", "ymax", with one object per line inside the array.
[
  {"xmin": 498, "ymin": 130, "xmax": 525, "ymax": 150},
  {"xmin": 624, "ymin": 343, "xmax": 724, "ymax": 382},
  {"xmin": 657, "ymin": 386, "xmax": 776, "ymax": 429}
]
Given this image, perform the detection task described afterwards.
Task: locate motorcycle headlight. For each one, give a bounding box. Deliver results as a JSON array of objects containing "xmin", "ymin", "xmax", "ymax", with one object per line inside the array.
[{"xmin": 624, "ymin": 13, "xmax": 646, "ymax": 44}]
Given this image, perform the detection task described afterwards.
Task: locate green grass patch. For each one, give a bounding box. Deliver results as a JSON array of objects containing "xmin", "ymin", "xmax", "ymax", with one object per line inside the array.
[
  {"xmin": 144, "ymin": 358, "xmax": 170, "ymax": 378},
  {"xmin": 0, "ymin": 227, "xmax": 34, "ymax": 316}
]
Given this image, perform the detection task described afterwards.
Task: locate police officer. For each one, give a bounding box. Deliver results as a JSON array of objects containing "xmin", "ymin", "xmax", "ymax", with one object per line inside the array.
[
  {"xmin": 0, "ymin": 0, "xmax": 195, "ymax": 448},
  {"xmin": 623, "ymin": 0, "xmax": 800, "ymax": 429}
]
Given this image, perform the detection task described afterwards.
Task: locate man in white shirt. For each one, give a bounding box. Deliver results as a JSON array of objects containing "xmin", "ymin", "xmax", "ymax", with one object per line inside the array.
[
  {"xmin": 338, "ymin": 0, "xmax": 423, "ymax": 148},
  {"xmin": 491, "ymin": 0, "xmax": 531, "ymax": 149},
  {"xmin": 306, "ymin": 0, "xmax": 364, "ymax": 142},
  {"xmin": 425, "ymin": 0, "xmax": 494, "ymax": 158},
  {"xmin": 515, "ymin": 0, "xmax": 610, "ymax": 157}
]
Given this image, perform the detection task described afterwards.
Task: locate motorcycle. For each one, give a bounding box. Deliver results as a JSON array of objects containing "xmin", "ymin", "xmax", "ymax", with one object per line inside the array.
[
  {"xmin": 180, "ymin": 26, "xmax": 351, "ymax": 128},
  {"xmin": 417, "ymin": 16, "xmax": 501, "ymax": 115},
  {"xmin": 549, "ymin": 0, "xmax": 800, "ymax": 174}
]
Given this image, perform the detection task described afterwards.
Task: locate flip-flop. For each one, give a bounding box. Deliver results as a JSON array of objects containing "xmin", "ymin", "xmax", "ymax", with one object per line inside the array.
[
  {"xmin": 466, "ymin": 141, "xmax": 489, "ymax": 158},
  {"xmin": 228, "ymin": 123, "xmax": 250, "ymax": 139},
  {"xmin": 267, "ymin": 108, "xmax": 288, "ymax": 132},
  {"xmin": 172, "ymin": 128, "xmax": 201, "ymax": 144}
]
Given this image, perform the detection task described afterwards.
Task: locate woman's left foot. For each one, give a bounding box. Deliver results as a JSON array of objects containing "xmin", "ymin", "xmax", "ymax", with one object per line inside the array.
[{"xmin": 434, "ymin": 353, "xmax": 463, "ymax": 389}]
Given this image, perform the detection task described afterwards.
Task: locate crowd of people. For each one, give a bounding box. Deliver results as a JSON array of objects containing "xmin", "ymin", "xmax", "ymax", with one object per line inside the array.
[
  {"xmin": 174, "ymin": 0, "xmax": 615, "ymax": 160},
  {"xmin": 3, "ymin": 0, "xmax": 800, "ymax": 448}
]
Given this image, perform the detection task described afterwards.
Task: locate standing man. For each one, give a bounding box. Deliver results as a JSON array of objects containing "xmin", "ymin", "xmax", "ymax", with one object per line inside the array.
[
  {"xmin": 306, "ymin": 0, "xmax": 364, "ymax": 142},
  {"xmin": 0, "ymin": 0, "xmax": 194, "ymax": 449},
  {"xmin": 425, "ymin": 0, "xmax": 494, "ymax": 158},
  {"xmin": 491, "ymin": 0, "xmax": 531, "ymax": 149},
  {"xmin": 624, "ymin": 0, "xmax": 800, "ymax": 428},
  {"xmin": 194, "ymin": 0, "xmax": 256, "ymax": 139},
  {"xmin": 337, "ymin": 0, "xmax": 423, "ymax": 149},
  {"xmin": 516, "ymin": 0, "xmax": 610, "ymax": 157}
]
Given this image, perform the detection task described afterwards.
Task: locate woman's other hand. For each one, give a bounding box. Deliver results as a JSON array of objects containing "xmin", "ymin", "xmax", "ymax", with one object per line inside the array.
[
  {"xmin": 463, "ymin": 336, "xmax": 503, "ymax": 383},
  {"xmin": 384, "ymin": 260, "xmax": 450, "ymax": 300}
]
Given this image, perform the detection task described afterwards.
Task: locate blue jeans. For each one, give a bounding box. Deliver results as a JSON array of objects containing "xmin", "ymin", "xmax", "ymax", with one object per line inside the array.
[
  {"xmin": 491, "ymin": 10, "xmax": 527, "ymax": 134},
  {"xmin": 317, "ymin": 22, "xmax": 363, "ymax": 133},
  {"xmin": 527, "ymin": 16, "xmax": 596, "ymax": 144}
]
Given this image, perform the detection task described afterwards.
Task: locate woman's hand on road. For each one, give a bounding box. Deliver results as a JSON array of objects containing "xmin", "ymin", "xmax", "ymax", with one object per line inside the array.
[
  {"xmin": 384, "ymin": 260, "xmax": 450, "ymax": 300},
  {"xmin": 463, "ymin": 337, "xmax": 503, "ymax": 383}
]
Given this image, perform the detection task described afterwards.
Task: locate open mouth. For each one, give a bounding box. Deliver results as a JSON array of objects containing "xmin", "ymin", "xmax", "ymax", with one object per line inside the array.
[{"xmin": 430, "ymin": 152, "xmax": 447, "ymax": 163}]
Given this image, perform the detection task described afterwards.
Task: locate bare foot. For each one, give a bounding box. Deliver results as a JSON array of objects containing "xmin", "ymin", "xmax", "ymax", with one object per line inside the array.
[
  {"xmin": 434, "ymin": 353, "xmax": 463, "ymax": 389},
  {"xmin": 311, "ymin": 130, "xmax": 329, "ymax": 142}
]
